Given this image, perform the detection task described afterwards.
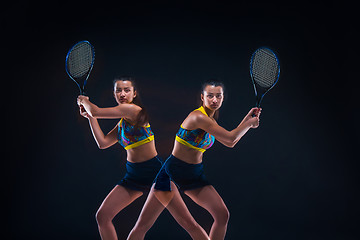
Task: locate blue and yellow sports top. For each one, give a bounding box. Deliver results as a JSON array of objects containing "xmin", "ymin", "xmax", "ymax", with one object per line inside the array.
[
  {"xmin": 175, "ymin": 106, "xmax": 215, "ymax": 153},
  {"xmin": 118, "ymin": 118, "xmax": 154, "ymax": 150}
]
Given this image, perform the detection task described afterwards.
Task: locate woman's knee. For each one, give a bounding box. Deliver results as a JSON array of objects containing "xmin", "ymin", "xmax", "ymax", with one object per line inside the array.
[
  {"xmin": 95, "ymin": 207, "xmax": 114, "ymax": 226},
  {"xmin": 213, "ymin": 205, "xmax": 230, "ymax": 225}
]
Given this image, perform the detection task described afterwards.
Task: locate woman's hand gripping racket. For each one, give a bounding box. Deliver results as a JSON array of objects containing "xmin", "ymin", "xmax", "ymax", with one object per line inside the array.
[
  {"xmin": 65, "ymin": 40, "xmax": 95, "ymax": 95},
  {"xmin": 249, "ymin": 47, "xmax": 280, "ymax": 116}
]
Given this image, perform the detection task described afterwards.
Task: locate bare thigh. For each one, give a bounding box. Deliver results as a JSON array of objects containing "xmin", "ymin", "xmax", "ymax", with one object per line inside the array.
[
  {"xmin": 130, "ymin": 184, "xmax": 167, "ymax": 230},
  {"xmin": 96, "ymin": 185, "xmax": 143, "ymax": 221},
  {"xmin": 166, "ymin": 182, "xmax": 203, "ymax": 227},
  {"xmin": 184, "ymin": 185, "xmax": 229, "ymax": 220},
  {"xmin": 132, "ymin": 182, "xmax": 208, "ymax": 238}
]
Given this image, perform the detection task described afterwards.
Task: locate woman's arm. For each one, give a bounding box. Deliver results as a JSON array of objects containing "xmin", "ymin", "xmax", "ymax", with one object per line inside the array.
[
  {"xmin": 88, "ymin": 118, "xmax": 118, "ymax": 149},
  {"xmin": 79, "ymin": 105, "xmax": 118, "ymax": 149},
  {"xmin": 77, "ymin": 95, "xmax": 140, "ymax": 120},
  {"xmin": 191, "ymin": 108, "xmax": 261, "ymax": 148}
]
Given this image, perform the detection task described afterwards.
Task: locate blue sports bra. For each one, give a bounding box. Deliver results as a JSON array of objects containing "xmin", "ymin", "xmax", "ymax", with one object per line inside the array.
[
  {"xmin": 175, "ymin": 106, "xmax": 215, "ymax": 152},
  {"xmin": 117, "ymin": 118, "xmax": 154, "ymax": 150}
]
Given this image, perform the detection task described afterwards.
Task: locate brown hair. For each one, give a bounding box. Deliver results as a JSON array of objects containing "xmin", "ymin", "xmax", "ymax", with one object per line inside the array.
[{"xmin": 113, "ymin": 76, "xmax": 149, "ymax": 128}]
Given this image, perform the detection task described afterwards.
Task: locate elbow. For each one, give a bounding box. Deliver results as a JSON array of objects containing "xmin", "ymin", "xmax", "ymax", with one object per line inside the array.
[
  {"xmin": 222, "ymin": 140, "xmax": 235, "ymax": 148},
  {"xmin": 227, "ymin": 142, "xmax": 235, "ymax": 148},
  {"xmin": 227, "ymin": 137, "xmax": 241, "ymax": 148},
  {"xmin": 97, "ymin": 142, "xmax": 108, "ymax": 150}
]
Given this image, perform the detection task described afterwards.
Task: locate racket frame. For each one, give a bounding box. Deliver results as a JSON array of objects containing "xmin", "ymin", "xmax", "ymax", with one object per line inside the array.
[
  {"xmin": 65, "ymin": 40, "xmax": 95, "ymax": 95},
  {"xmin": 249, "ymin": 47, "xmax": 280, "ymax": 107}
]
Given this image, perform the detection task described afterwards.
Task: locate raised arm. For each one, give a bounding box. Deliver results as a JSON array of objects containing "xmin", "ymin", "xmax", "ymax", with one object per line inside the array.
[
  {"xmin": 189, "ymin": 108, "xmax": 261, "ymax": 148},
  {"xmin": 77, "ymin": 95, "xmax": 141, "ymax": 120},
  {"xmin": 79, "ymin": 105, "xmax": 118, "ymax": 149}
]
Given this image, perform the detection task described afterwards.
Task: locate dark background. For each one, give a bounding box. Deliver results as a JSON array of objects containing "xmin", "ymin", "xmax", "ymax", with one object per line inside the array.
[{"xmin": 5, "ymin": 0, "xmax": 358, "ymax": 239}]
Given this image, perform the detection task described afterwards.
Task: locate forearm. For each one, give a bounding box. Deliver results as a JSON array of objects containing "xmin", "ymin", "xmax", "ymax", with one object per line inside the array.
[
  {"xmin": 82, "ymin": 100, "xmax": 99, "ymax": 118},
  {"xmin": 229, "ymin": 121, "xmax": 252, "ymax": 146},
  {"xmin": 87, "ymin": 117, "xmax": 107, "ymax": 148}
]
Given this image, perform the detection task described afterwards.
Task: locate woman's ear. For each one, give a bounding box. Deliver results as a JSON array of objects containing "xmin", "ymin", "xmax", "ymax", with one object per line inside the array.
[
  {"xmin": 200, "ymin": 93, "xmax": 204, "ymax": 102},
  {"xmin": 133, "ymin": 90, "xmax": 137, "ymax": 98}
]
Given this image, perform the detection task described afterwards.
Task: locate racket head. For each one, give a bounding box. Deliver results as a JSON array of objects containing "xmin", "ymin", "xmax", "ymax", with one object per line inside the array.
[
  {"xmin": 250, "ymin": 47, "xmax": 280, "ymax": 107},
  {"xmin": 65, "ymin": 40, "xmax": 95, "ymax": 95}
]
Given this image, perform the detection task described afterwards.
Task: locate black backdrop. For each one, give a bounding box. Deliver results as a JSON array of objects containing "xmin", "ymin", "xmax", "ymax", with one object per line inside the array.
[{"xmin": 5, "ymin": 1, "xmax": 358, "ymax": 239}]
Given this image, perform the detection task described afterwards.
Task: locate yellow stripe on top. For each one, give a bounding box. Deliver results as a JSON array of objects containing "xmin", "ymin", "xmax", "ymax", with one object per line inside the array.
[
  {"xmin": 175, "ymin": 136, "xmax": 206, "ymax": 152},
  {"xmin": 180, "ymin": 106, "xmax": 208, "ymax": 129},
  {"xmin": 195, "ymin": 106, "xmax": 209, "ymax": 116},
  {"xmin": 125, "ymin": 135, "xmax": 154, "ymax": 150},
  {"xmin": 118, "ymin": 118, "xmax": 154, "ymax": 150},
  {"xmin": 175, "ymin": 106, "xmax": 215, "ymax": 152}
]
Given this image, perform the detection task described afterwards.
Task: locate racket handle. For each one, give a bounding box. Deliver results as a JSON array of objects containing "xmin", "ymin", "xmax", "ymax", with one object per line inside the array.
[{"xmin": 252, "ymin": 105, "xmax": 260, "ymax": 117}]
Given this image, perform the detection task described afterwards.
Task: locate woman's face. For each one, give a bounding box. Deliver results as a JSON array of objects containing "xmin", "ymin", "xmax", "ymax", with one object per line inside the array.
[
  {"xmin": 201, "ymin": 85, "xmax": 224, "ymax": 111},
  {"xmin": 113, "ymin": 80, "xmax": 136, "ymax": 104}
]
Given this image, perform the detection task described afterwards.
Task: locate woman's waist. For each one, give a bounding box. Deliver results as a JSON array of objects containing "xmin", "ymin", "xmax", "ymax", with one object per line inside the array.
[
  {"xmin": 124, "ymin": 155, "xmax": 162, "ymax": 178},
  {"xmin": 171, "ymin": 142, "xmax": 204, "ymax": 164},
  {"xmin": 126, "ymin": 155, "xmax": 162, "ymax": 167},
  {"xmin": 163, "ymin": 155, "xmax": 205, "ymax": 178},
  {"xmin": 126, "ymin": 141, "xmax": 158, "ymax": 163}
]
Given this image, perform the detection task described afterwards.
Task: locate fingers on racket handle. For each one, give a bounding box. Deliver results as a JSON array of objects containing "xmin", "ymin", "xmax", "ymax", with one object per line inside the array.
[{"xmin": 252, "ymin": 105, "xmax": 260, "ymax": 117}]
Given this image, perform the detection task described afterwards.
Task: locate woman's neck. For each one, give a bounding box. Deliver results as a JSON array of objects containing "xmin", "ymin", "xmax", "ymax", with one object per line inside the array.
[{"xmin": 202, "ymin": 105, "xmax": 215, "ymax": 118}]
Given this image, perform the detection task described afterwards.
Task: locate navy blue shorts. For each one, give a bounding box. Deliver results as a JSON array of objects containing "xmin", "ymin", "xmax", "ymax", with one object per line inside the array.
[
  {"xmin": 154, "ymin": 155, "xmax": 211, "ymax": 191},
  {"xmin": 118, "ymin": 156, "xmax": 162, "ymax": 192}
]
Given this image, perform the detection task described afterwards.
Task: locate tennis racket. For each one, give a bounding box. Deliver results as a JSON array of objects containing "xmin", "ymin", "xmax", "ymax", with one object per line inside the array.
[
  {"xmin": 65, "ymin": 40, "xmax": 95, "ymax": 95},
  {"xmin": 249, "ymin": 47, "xmax": 280, "ymax": 110}
]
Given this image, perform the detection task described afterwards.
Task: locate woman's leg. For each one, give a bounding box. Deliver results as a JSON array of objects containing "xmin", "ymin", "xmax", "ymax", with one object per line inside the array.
[
  {"xmin": 128, "ymin": 182, "xmax": 209, "ymax": 240},
  {"xmin": 185, "ymin": 185, "xmax": 230, "ymax": 240},
  {"xmin": 127, "ymin": 184, "xmax": 167, "ymax": 240},
  {"xmin": 96, "ymin": 185, "xmax": 143, "ymax": 240},
  {"xmin": 165, "ymin": 182, "xmax": 209, "ymax": 240}
]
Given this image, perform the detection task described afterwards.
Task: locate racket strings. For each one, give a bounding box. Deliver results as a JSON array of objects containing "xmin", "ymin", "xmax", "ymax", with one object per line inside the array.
[
  {"xmin": 251, "ymin": 49, "xmax": 279, "ymax": 88},
  {"xmin": 67, "ymin": 42, "xmax": 93, "ymax": 78}
]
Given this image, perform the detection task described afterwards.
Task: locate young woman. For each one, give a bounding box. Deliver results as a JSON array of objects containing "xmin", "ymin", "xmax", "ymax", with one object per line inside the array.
[
  {"xmin": 77, "ymin": 76, "xmax": 209, "ymax": 240},
  {"xmin": 128, "ymin": 81, "xmax": 261, "ymax": 240}
]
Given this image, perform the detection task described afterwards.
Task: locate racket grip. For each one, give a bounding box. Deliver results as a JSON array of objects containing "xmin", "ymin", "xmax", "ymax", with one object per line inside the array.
[{"xmin": 252, "ymin": 105, "xmax": 260, "ymax": 117}]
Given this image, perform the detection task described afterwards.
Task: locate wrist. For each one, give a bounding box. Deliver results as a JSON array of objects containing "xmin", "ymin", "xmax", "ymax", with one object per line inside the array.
[
  {"xmin": 247, "ymin": 118, "xmax": 256, "ymax": 128},
  {"xmin": 238, "ymin": 119, "xmax": 252, "ymax": 129},
  {"xmin": 88, "ymin": 115, "xmax": 96, "ymax": 121}
]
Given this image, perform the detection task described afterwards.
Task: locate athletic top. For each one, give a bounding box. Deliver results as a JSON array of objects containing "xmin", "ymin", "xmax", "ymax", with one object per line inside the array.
[
  {"xmin": 118, "ymin": 118, "xmax": 154, "ymax": 150},
  {"xmin": 175, "ymin": 106, "xmax": 215, "ymax": 153}
]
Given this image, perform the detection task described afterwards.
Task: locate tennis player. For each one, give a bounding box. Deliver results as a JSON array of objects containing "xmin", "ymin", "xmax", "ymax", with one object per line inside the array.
[
  {"xmin": 77, "ymin": 76, "xmax": 209, "ymax": 240},
  {"xmin": 128, "ymin": 81, "xmax": 261, "ymax": 240}
]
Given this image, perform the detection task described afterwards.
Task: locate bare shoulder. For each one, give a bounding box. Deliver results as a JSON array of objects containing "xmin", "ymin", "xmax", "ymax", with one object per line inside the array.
[
  {"xmin": 116, "ymin": 103, "xmax": 142, "ymax": 119},
  {"xmin": 191, "ymin": 110, "xmax": 209, "ymax": 121},
  {"xmin": 117, "ymin": 103, "xmax": 142, "ymax": 114},
  {"xmin": 183, "ymin": 110, "xmax": 212, "ymax": 129}
]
